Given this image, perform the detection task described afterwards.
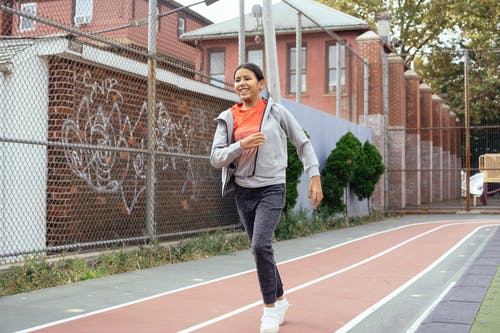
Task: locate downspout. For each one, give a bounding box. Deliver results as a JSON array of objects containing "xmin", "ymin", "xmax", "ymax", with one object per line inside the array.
[{"xmin": 364, "ymin": 59, "xmax": 369, "ymax": 127}]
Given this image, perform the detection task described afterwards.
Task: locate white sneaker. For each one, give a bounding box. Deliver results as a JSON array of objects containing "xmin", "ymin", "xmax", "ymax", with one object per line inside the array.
[
  {"xmin": 260, "ymin": 307, "xmax": 280, "ymax": 333},
  {"xmin": 276, "ymin": 299, "xmax": 289, "ymax": 325}
]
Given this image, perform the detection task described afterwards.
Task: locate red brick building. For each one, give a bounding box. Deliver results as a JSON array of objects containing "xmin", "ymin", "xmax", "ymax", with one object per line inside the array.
[
  {"xmin": 1, "ymin": 0, "xmax": 212, "ymax": 70},
  {"xmin": 180, "ymin": 0, "xmax": 370, "ymax": 119},
  {"xmin": 180, "ymin": 1, "xmax": 462, "ymax": 211}
]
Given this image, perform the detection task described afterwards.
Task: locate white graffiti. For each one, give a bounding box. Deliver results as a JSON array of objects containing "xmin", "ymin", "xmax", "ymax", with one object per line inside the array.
[{"xmin": 62, "ymin": 71, "xmax": 213, "ymax": 214}]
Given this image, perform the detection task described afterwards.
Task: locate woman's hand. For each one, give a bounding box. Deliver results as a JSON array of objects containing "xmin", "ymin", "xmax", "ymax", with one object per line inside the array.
[
  {"xmin": 240, "ymin": 132, "xmax": 266, "ymax": 150},
  {"xmin": 308, "ymin": 175, "xmax": 323, "ymax": 209}
]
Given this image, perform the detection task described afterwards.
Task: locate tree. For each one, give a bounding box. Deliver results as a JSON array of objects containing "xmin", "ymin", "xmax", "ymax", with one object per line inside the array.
[
  {"xmin": 319, "ymin": 0, "xmax": 499, "ymax": 157},
  {"xmin": 318, "ymin": 0, "xmax": 454, "ymax": 65},
  {"xmin": 350, "ymin": 141, "xmax": 385, "ymax": 212}
]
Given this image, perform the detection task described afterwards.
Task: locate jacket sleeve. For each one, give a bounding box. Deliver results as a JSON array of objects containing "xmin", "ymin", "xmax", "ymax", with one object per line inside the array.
[
  {"xmin": 210, "ymin": 118, "xmax": 244, "ymax": 169},
  {"xmin": 277, "ymin": 104, "xmax": 320, "ymax": 178}
]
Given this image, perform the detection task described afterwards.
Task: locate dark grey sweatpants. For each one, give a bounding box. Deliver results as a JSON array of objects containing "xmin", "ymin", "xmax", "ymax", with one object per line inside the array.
[{"xmin": 234, "ymin": 183, "xmax": 285, "ymax": 304}]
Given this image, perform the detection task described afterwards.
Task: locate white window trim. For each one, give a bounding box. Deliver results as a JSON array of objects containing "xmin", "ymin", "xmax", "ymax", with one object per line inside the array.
[
  {"xmin": 289, "ymin": 46, "xmax": 307, "ymax": 94},
  {"xmin": 327, "ymin": 43, "xmax": 346, "ymax": 94},
  {"xmin": 246, "ymin": 48, "xmax": 264, "ymax": 72},
  {"xmin": 209, "ymin": 50, "xmax": 225, "ymax": 88},
  {"xmin": 19, "ymin": 3, "xmax": 37, "ymax": 32},
  {"xmin": 178, "ymin": 16, "xmax": 186, "ymax": 37},
  {"xmin": 74, "ymin": 0, "xmax": 93, "ymax": 26}
]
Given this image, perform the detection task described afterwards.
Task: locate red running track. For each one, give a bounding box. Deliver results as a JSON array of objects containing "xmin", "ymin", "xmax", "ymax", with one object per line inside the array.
[{"xmin": 22, "ymin": 219, "xmax": 500, "ymax": 333}]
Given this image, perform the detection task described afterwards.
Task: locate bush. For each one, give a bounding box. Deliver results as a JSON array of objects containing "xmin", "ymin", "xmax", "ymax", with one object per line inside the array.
[
  {"xmin": 320, "ymin": 132, "xmax": 362, "ymax": 214},
  {"xmin": 351, "ymin": 141, "xmax": 385, "ymax": 203},
  {"xmin": 274, "ymin": 209, "xmax": 339, "ymax": 240},
  {"xmin": 319, "ymin": 132, "xmax": 385, "ymax": 216}
]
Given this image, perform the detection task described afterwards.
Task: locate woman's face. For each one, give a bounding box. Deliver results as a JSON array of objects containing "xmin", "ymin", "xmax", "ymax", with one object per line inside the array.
[{"xmin": 234, "ymin": 68, "xmax": 264, "ymax": 105}]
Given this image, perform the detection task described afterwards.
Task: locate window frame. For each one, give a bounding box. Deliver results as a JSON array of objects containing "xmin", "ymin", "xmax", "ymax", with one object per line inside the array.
[
  {"xmin": 208, "ymin": 48, "xmax": 226, "ymax": 88},
  {"xmin": 287, "ymin": 43, "xmax": 307, "ymax": 95},
  {"xmin": 73, "ymin": 0, "xmax": 94, "ymax": 26},
  {"xmin": 325, "ymin": 41, "xmax": 346, "ymax": 94},
  {"xmin": 177, "ymin": 15, "xmax": 186, "ymax": 37},
  {"xmin": 245, "ymin": 46, "xmax": 264, "ymax": 72},
  {"xmin": 19, "ymin": 2, "xmax": 37, "ymax": 32}
]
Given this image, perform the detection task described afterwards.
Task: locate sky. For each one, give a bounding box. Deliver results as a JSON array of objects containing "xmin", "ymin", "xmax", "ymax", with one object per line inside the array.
[{"xmin": 175, "ymin": 0, "xmax": 282, "ymax": 23}]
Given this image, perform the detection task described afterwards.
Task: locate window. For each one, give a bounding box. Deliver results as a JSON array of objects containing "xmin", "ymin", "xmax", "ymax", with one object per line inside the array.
[
  {"xmin": 209, "ymin": 49, "xmax": 225, "ymax": 88},
  {"xmin": 327, "ymin": 43, "xmax": 346, "ymax": 93},
  {"xmin": 178, "ymin": 16, "xmax": 186, "ymax": 37},
  {"xmin": 19, "ymin": 3, "xmax": 36, "ymax": 32},
  {"xmin": 246, "ymin": 48, "xmax": 264, "ymax": 71},
  {"xmin": 74, "ymin": 0, "xmax": 93, "ymax": 26},
  {"xmin": 288, "ymin": 45, "xmax": 307, "ymax": 94}
]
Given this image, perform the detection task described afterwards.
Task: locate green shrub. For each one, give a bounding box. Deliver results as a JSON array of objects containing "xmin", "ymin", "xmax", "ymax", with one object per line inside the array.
[
  {"xmin": 275, "ymin": 210, "xmax": 308, "ymax": 240},
  {"xmin": 320, "ymin": 132, "xmax": 362, "ymax": 214},
  {"xmin": 0, "ymin": 213, "xmax": 391, "ymax": 297},
  {"xmin": 0, "ymin": 231, "xmax": 250, "ymax": 297},
  {"xmin": 274, "ymin": 210, "xmax": 339, "ymax": 240},
  {"xmin": 350, "ymin": 141, "xmax": 385, "ymax": 203},
  {"xmin": 319, "ymin": 132, "xmax": 385, "ymax": 216}
]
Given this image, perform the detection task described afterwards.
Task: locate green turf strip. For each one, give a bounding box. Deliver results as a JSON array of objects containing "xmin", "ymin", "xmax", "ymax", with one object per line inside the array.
[{"xmin": 470, "ymin": 265, "xmax": 500, "ymax": 333}]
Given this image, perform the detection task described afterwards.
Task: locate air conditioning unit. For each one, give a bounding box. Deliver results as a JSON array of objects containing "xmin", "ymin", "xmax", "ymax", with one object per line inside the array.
[{"xmin": 74, "ymin": 15, "xmax": 91, "ymax": 26}]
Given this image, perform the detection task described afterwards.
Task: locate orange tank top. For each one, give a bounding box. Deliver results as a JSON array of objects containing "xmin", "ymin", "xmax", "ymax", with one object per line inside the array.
[{"xmin": 231, "ymin": 98, "xmax": 266, "ymax": 142}]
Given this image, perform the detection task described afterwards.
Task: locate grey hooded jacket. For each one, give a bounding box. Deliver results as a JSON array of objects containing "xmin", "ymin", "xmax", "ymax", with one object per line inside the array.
[{"xmin": 210, "ymin": 98, "xmax": 320, "ymax": 196}]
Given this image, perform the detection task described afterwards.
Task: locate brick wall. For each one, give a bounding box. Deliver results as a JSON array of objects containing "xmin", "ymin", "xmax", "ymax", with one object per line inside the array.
[
  {"xmin": 405, "ymin": 70, "xmax": 421, "ymax": 206},
  {"xmin": 432, "ymin": 95, "xmax": 443, "ymax": 202},
  {"xmin": 449, "ymin": 111, "xmax": 459, "ymax": 199},
  {"xmin": 387, "ymin": 54, "xmax": 406, "ymax": 209},
  {"xmin": 442, "ymin": 104, "xmax": 451, "ymax": 200},
  {"xmin": 46, "ymin": 56, "xmax": 236, "ymax": 247},
  {"xmin": 357, "ymin": 31, "xmax": 385, "ymax": 210},
  {"xmin": 420, "ymin": 84, "xmax": 433, "ymax": 203}
]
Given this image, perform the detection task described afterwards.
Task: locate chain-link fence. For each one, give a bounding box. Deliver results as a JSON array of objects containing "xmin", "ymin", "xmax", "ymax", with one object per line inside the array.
[
  {"xmin": 386, "ymin": 48, "xmax": 500, "ymax": 212},
  {"xmin": 1, "ymin": 0, "xmax": 375, "ymax": 264},
  {"xmin": 1, "ymin": 1, "xmax": 240, "ymax": 264}
]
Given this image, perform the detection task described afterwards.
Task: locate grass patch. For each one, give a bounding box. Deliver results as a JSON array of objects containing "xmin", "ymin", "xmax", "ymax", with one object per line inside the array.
[
  {"xmin": 470, "ymin": 265, "xmax": 500, "ymax": 333},
  {"xmin": 0, "ymin": 212, "xmax": 391, "ymax": 297}
]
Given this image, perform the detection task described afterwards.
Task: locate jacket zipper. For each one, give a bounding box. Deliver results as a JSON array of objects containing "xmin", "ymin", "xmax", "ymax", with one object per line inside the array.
[{"xmin": 250, "ymin": 98, "xmax": 270, "ymax": 177}]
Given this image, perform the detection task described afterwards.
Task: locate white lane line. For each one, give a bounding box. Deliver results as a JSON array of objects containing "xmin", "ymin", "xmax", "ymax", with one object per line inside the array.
[
  {"xmin": 405, "ymin": 281, "xmax": 456, "ymax": 333},
  {"xmin": 15, "ymin": 220, "xmax": 499, "ymax": 333},
  {"xmin": 178, "ymin": 222, "xmax": 500, "ymax": 333},
  {"xmin": 334, "ymin": 224, "xmax": 499, "ymax": 333}
]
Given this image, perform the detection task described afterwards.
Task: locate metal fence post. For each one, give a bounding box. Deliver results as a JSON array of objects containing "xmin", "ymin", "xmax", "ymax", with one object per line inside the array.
[
  {"xmin": 464, "ymin": 49, "xmax": 471, "ymax": 211},
  {"xmin": 238, "ymin": 0, "xmax": 245, "ymax": 65},
  {"xmin": 146, "ymin": 0, "xmax": 158, "ymax": 241}
]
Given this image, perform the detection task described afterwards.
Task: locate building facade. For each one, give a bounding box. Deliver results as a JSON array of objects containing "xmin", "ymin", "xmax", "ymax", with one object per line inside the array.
[
  {"xmin": 180, "ymin": 0, "xmax": 370, "ymax": 119},
  {"xmin": 1, "ymin": 0, "xmax": 212, "ymax": 70}
]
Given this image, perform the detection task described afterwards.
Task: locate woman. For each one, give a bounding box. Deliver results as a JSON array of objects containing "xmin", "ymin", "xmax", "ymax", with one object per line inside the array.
[{"xmin": 210, "ymin": 63, "xmax": 323, "ymax": 333}]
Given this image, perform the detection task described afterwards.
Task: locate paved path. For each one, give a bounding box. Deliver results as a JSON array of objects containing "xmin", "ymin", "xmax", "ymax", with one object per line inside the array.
[
  {"xmin": 0, "ymin": 214, "xmax": 498, "ymax": 333},
  {"xmin": 415, "ymin": 225, "xmax": 500, "ymax": 333}
]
